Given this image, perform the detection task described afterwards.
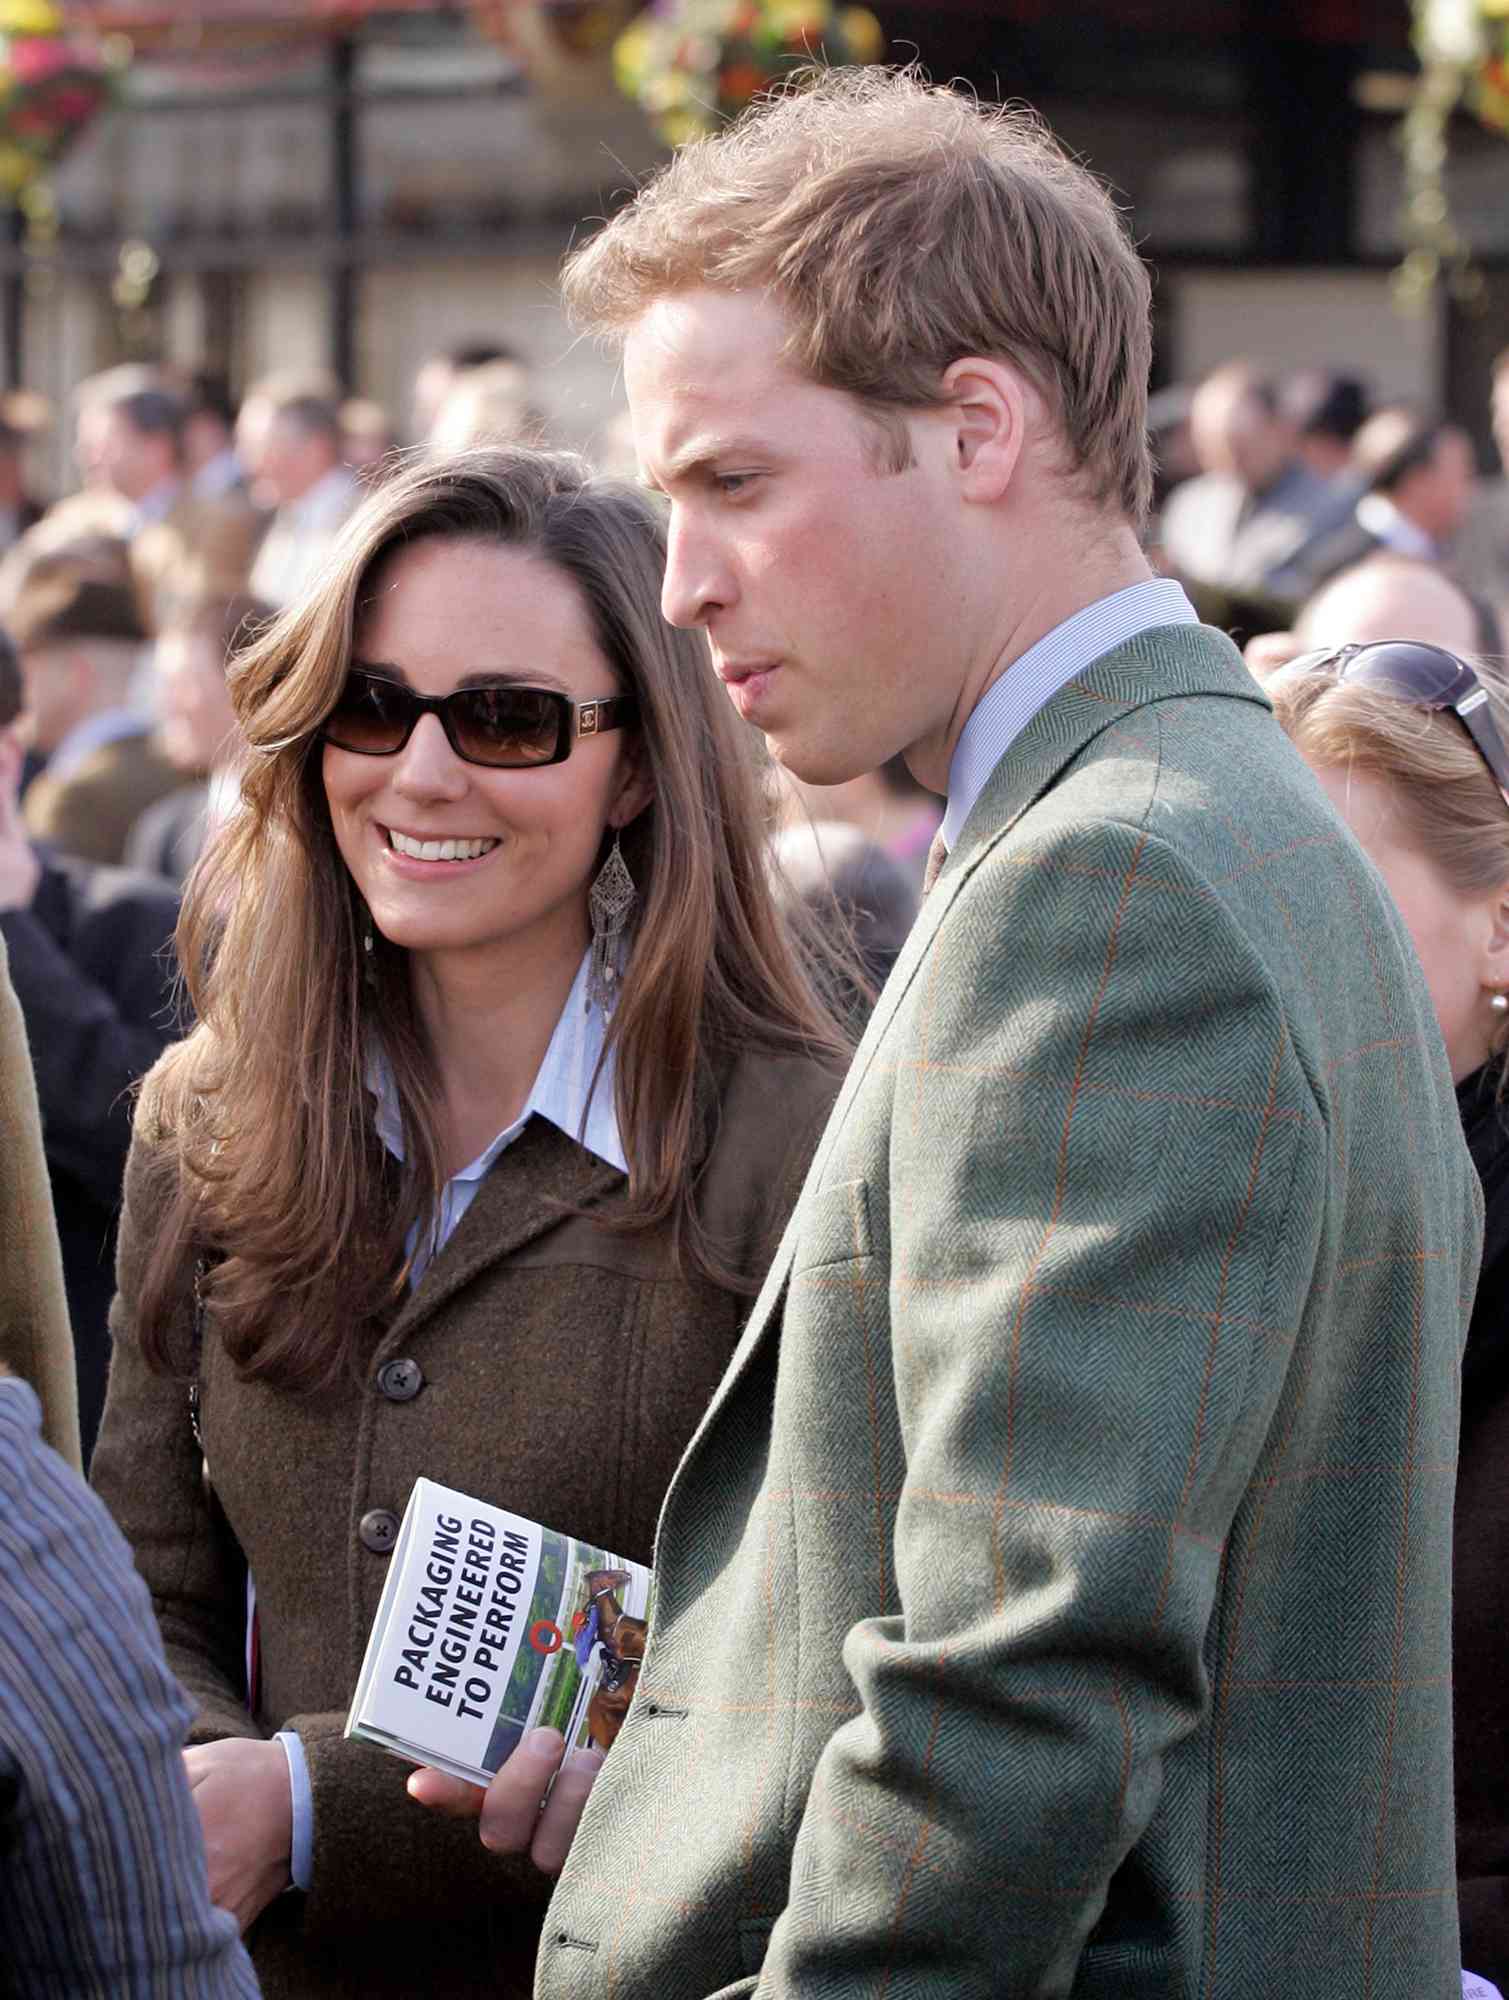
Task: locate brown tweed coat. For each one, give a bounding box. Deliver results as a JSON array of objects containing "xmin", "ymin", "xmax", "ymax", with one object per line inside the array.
[
  {"xmin": 91, "ymin": 1044, "xmax": 836, "ymax": 2000},
  {"xmin": 0, "ymin": 932, "xmax": 78, "ymax": 1466}
]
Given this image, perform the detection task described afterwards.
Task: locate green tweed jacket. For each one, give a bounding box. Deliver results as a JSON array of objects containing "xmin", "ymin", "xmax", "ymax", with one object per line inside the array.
[
  {"xmin": 538, "ymin": 623, "xmax": 1482, "ymax": 2000},
  {"xmin": 0, "ymin": 932, "xmax": 78, "ymax": 1467}
]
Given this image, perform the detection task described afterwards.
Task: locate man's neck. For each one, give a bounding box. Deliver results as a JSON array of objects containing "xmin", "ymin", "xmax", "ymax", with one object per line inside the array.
[{"xmin": 909, "ymin": 525, "xmax": 1152, "ymax": 796}]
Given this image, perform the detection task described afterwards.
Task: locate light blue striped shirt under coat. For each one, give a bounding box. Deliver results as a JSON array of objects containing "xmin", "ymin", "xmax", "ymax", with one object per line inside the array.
[
  {"xmin": 0, "ymin": 1375, "xmax": 260, "ymax": 1998},
  {"xmin": 939, "ymin": 577, "xmax": 1200, "ymax": 853}
]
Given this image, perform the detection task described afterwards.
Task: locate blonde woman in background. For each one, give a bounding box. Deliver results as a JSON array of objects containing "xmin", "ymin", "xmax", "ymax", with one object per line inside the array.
[{"xmin": 1270, "ymin": 642, "xmax": 1509, "ymax": 1996}]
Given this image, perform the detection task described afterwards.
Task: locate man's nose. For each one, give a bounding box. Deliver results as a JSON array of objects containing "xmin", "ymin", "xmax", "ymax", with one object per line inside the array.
[{"xmin": 661, "ymin": 513, "xmax": 731, "ymax": 630}]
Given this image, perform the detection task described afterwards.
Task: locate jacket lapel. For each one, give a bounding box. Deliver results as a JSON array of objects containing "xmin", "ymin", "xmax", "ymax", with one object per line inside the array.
[
  {"xmin": 379, "ymin": 1116, "xmax": 624, "ymax": 1347},
  {"xmin": 697, "ymin": 622, "xmax": 1268, "ymax": 1419}
]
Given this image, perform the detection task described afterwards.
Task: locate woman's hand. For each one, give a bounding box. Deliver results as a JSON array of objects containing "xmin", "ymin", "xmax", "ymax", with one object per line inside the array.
[
  {"xmin": 407, "ymin": 1726, "xmax": 604, "ymax": 1876},
  {"xmin": 183, "ymin": 1737, "xmax": 293, "ymax": 1932}
]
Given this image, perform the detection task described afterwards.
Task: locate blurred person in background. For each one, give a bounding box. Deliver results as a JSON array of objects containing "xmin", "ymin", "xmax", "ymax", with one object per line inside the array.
[
  {"xmin": 245, "ymin": 390, "xmax": 360, "ymax": 609},
  {"xmin": 340, "ymin": 397, "xmax": 398, "ymax": 484},
  {"xmin": 1159, "ymin": 359, "xmax": 1349, "ymax": 595},
  {"xmin": 409, "ymin": 338, "xmax": 521, "ymax": 443},
  {"xmin": 1245, "ymin": 551, "xmax": 1500, "ymax": 680},
  {"xmin": 770, "ymin": 815, "xmax": 916, "ymax": 1021},
  {"xmin": 779, "ymin": 753, "xmax": 941, "ymax": 897},
  {"xmin": 1283, "ymin": 406, "xmax": 1477, "ymax": 595},
  {"xmin": 1455, "ymin": 344, "xmax": 1509, "ymax": 625},
  {"xmin": 235, "ymin": 370, "xmax": 344, "ymax": 505},
  {"xmin": 75, "ymin": 378, "xmax": 262, "ymax": 618},
  {"xmin": 181, "ymin": 371, "xmax": 251, "ymax": 503},
  {"xmin": 127, "ymin": 592, "xmax": 271, "ymax": 886},
  {"xmin": 90, "ymin": 448, "xmax": 849, "ymax": 2000},
  {"xmin": 1269, "ymin": 644, "xmax": 1509, "ymax": 1995},
  {"xmin": 0, "ymin": 392, "xmax": 48, "ymax": 555},
  {"xmin": 0, "ymin": 624, "xmax": 181, "ymax": 1461},
  {"xmin": 1279, "ymin": 367, "xmax": 1370, "ymax": 487},
  {"xmin": 426, "ymin": 358, "xmax": 541, "ymax": 454},
  {"xmin": 12, "ymin": 559, "xmax": 179, "ymax": 863}
]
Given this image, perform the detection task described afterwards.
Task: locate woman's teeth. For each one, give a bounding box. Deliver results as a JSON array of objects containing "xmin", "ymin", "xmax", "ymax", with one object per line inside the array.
[{"xmin": 388, "ymin": 830, "xmax": 499, "ymax": 863}]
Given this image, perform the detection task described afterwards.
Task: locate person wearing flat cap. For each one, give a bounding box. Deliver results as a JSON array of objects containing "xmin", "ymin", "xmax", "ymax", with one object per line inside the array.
[{"xmin": 10, "ymin": 558, "xmax": 179, "ymax": 864}]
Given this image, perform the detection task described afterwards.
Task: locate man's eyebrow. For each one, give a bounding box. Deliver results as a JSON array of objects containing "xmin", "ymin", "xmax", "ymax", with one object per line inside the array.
[
  {"xmin": 649, "ymin": 435, "xmax": 774, "ymax": 489},
  {"xmin": 349, "ymin": 658, "xmax": 570, "ymax": 694}
]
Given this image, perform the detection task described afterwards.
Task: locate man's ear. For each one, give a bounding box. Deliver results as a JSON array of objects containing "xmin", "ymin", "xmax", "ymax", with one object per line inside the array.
[{"xmin": 938, "ymin": 356, "xmax": 1029, "ymax": 504}]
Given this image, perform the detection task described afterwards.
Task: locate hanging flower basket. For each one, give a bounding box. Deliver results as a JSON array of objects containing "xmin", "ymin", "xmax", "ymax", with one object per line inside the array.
[
  {"xmin": 614, "ymin": 0, "xmax": 884, "ymax": 149},
  {"xmin": 0, "ymin": 0, "xmax": 120, "ymax": 197},
  {"xmin": 1471, "ymin": 0, "xmax": 1509, "ymax": 131}
]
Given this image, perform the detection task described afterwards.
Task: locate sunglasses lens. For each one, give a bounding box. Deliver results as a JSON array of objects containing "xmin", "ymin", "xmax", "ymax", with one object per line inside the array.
[
  {"xmin": 323, "ymin": 674, "xmax": 412, "ymax": 754},
  {"xmin": 453, "ymin": 688, "xmax": 561, "ymax": 767},
  {"xmin": 1339, "ymin": 642, "xmax": 1468, "ymax": 707}
]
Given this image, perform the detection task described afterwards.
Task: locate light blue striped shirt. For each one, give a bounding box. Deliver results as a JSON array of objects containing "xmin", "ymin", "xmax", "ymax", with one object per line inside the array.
[
  {"xmin": 938, "ymin": 578, "xmax": 1199, "ymax": 853},
  {"xmin": 0, "ymin": 1376, "xmax": 259, "ymax": 1997}
]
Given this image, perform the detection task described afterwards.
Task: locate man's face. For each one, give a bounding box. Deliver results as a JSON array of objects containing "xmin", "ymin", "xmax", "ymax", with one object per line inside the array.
[
  {"xmin": 624, "ymin": 289, "xmax": 965, "ymax": 786},
  {"xmin": 17, "ymin": 646, "xmax": 88, "ymax": 755},
  {"xmin": 76, "ymin": 405, "xmax": 170, "ymax": 503},
  {"xmin": 1491, "ymin": 369, "xmax": 1509, "ymax": 480},
  {"xmin": 1190, "ymin": 384, "xmax": 1288, "ymax": 492},
  {"xmin": 255, "ymin": 414, "xmax": 329, "ymax": 508},
  {"xmin": 1410, "ymin": 429, "xmax": 1476, "ymax": 542}
]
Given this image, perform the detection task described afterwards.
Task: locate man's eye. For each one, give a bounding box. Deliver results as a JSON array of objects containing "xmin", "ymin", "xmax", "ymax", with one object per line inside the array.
[{"xmin": 714, "ymin": 472, "xmax": 756, "ymax": 496}]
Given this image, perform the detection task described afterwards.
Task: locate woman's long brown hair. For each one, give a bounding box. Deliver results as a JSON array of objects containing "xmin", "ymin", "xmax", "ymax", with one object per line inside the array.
[{"xmin": 135, "ymin": 448, "xmax": 853, "ymax": 1392}]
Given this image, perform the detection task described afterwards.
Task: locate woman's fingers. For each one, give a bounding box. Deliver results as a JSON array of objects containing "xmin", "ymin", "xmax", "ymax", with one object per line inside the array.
[{"xmin": 406, "ymin": 1767, "xmax": 485, "ymax": 1817}]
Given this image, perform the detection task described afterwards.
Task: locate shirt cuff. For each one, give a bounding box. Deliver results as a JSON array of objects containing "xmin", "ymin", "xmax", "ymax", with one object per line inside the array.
[{"xmin": 275, "ymin": 1729, "xmax": 314, "ymax": 1892}]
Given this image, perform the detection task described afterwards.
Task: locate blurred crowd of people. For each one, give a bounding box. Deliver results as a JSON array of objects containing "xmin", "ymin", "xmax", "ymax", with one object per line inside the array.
[{"xmin": 1150, "ymin": 351, "xmax": 1509, "ymax": 667}]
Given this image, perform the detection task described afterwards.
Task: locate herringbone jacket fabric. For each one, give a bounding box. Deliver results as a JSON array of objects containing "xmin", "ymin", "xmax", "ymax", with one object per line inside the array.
[{"xmin": 539, "ymin": 622, "xmax": 1482, "ymax": 2000}]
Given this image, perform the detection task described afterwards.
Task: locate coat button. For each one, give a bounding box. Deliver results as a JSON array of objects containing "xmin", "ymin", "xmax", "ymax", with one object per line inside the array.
[
  {"xmin": 358, "ymin": 1508, "xmax": 399, "ymax": 1554},
  {"xmin": 377, "ymin": 1357, "xmax": 423, "ymax": 1402}
]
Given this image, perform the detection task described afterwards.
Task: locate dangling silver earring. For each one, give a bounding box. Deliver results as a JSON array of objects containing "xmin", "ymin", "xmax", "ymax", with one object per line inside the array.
[
  {"xmin": 588, "ymin": 832, "xmax": 637, "ymax": 1014},
  {"xmin": 362, "ymin": 910, "xmax": 377, "ymax": 990}
]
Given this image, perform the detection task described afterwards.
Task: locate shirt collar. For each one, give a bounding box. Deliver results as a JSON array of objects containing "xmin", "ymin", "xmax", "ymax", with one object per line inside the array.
[
  {"xmin": 131, "ymin": 476, "xmax": 182, "ymax": 528},
  {"xmin": 289, "ymin": 466, "xmax": 355, "ymax": 529},
  {"xmin": 46, "ymin": 705, "xmax": 148, "ymax": 784},
  {"xmin": 1355, "ymin": 491, "xmax": 1438, "ymax": 561},
  {"xmin": 369, "ymin": 954, "xmax": 627, "ymax": 1182},
  {"xmin": 939, "ymin": 577, "xmax": 1199, "ymax": 852}
]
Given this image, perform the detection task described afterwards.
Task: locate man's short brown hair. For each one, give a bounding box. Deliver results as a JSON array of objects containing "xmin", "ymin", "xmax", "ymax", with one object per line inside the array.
[{"xmin": 562, "ymin": 67, "xmax": 1153, "ymax": 527}]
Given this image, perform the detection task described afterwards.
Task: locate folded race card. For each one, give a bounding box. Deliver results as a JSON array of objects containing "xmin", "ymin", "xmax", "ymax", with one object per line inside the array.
[{"xmin": 345, "ymin": 1476, "xmax": 651, "ymax": 1788}]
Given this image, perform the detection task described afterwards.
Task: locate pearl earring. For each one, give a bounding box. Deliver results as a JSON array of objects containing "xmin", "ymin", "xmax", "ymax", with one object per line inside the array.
[{"xmin": 1492, "ymin": 991, "xmax": 1508, "ymax": 1015}]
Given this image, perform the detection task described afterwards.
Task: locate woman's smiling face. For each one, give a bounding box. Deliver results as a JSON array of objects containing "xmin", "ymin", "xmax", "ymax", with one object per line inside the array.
[{"xmin": 322, "ymin": 536, "xmax": 645, "ymax": 975}]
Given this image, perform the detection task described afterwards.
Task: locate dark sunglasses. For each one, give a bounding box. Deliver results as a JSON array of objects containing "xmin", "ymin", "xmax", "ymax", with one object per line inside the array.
[
  {"xmin": 319, "ymin": 670, "xmax": 638, "ymax": 770},
  {"xmin": 1293, "ymin": 640, "xmax": 1509, "ymax": 810}
]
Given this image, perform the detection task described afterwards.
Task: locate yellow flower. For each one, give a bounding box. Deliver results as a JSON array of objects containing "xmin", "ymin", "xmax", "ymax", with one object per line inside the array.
[
  {"xmin": 0, "ymin": 0, "xmax": 64, "ymax": 35},
  {"xmin": 0, "ymin": 140, "xmax": 37, "ymax": 190},
  {"xmin": 837, "ymin": 5, "xmax": 883, "ymax": 61}
]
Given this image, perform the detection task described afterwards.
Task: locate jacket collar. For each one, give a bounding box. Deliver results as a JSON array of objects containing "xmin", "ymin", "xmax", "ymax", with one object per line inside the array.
[
  {"xmin": 661, "ymin": 623, "xmax": 1267, "ymax": 1495},
  {"xmin": 379, "ymin": 1115, "xmax": 624, "ymax": 1346},
  {"xmin": 812, "ymin": 623, "xmax": 1263, "ymax": 1212}
]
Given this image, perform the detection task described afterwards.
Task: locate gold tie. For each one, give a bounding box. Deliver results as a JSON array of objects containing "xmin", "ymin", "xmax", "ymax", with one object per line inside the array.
[{"xmin": 922, "ymin": 828, "xmax": 948, "ymax": 895}]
